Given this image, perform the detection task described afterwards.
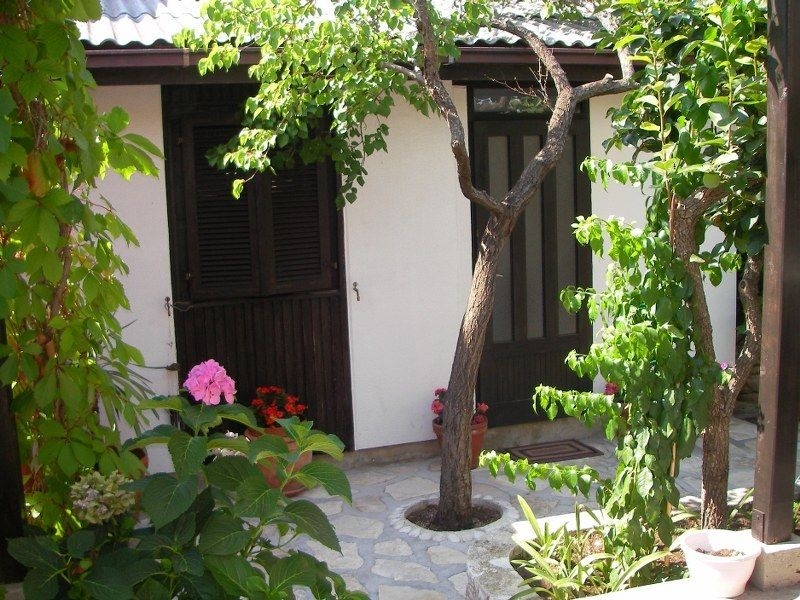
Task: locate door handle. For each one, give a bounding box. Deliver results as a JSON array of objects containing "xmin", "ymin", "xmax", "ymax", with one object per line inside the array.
[{"xmin": 165, "ymin": 297, "xmax": 193, "ymax": 316}]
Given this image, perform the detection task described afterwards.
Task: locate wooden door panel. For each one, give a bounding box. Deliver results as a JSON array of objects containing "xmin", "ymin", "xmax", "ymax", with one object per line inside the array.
[
  {"xmin": 472, "ymin": 116, "xmax": 592, "ymax": 426},
  {"xmin": 479, "ymin": 340, "xmax": 587, "ymax": 426},
  {"xmin": 173, "ymin": 293, "xmax": 351, "ymax": 443},
  {"xmin": 164, "ymin": 84, "xmax": 354, "ymax": 448}
]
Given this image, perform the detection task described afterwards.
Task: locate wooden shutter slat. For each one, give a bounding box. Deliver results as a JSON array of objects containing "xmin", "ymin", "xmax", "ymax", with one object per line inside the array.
[
  {"xmin": 268, "ymin": 162, "xmax": 333, "ymax": 290},
  {"xmin": 189, "ymin": 123, "xmax": 260, "ymax": 296}
]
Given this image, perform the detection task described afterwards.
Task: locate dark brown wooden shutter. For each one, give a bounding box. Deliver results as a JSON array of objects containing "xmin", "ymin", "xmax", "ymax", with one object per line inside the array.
[
  {"xmin": 184, "ymin": 118, "xmax": 335, "ymax": 300},
  {"xmin": 184, "ymin": 120, "xmax": 260, "ymax": 300},
  {"xmin": 266, "ymin": 162, "xmax": 335, "ymax": 293}
]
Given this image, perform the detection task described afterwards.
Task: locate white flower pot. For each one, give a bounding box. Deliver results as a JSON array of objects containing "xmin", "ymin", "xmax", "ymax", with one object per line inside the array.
[{"xmin": 680, "ymin": 529, "xmax": 762, "ymax": 598}]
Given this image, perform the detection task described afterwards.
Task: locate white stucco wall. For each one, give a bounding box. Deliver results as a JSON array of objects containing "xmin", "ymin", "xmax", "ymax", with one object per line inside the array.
[
  {"xmin": 344, "ymin": 85, "xmax": 473, "ymax": 450},
  {"xmin": 91, "ymin": 86, "xmax": 177, "ymax": 472},
  {"xmin": 588, "ymin": 95, "xmax": 736, "ymax": 392},
  {"xmin": 89, "ymin": 85, "xmax": 736, "ymax": 456}
]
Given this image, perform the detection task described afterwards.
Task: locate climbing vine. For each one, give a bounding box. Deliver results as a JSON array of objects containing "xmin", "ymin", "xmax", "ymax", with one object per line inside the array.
[{"xmin": 0, "ymin": 0, "xmax": 160, "ymax": 532}]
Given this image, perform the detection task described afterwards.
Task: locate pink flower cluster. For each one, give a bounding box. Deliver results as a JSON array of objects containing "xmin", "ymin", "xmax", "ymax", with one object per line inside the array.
[
  {"xmin": 183, "ymin": 359, "xmax": 236, "ymax": 405},
  {"xmin": 604, "ymin": 382, "xmax": 620, "ymax": 395}
]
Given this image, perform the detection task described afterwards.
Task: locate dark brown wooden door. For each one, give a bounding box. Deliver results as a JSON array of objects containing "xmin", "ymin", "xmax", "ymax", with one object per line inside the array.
[
  {"xmin": 472, "ymin": 116, "xmax": 592, "ymax": 426},
  {"xmin": 163, "ymin": 85, "xmax": 353, "ymax": 448}
]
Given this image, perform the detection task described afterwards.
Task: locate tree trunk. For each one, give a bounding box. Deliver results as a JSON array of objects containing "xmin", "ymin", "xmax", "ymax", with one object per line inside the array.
[
  {"xmin": 435, "ymin": 214, "xmax": 512, "ymax": 529},
  {"xmin": 671, "ymin": 196, "xmax": 729, "ymax": 527},
  {"xmin": 701, "ymin": 390, "xmax": 729, "ymax": 528}
]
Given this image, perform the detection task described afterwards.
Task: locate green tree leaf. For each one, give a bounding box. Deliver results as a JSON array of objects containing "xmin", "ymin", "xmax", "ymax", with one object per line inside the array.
[
  {"xmin": 204, "ymin": 455, "xmax": 260, "ymax": 491},
  {"xmin": 123, "ymin": 424, "xmax": 181, "ymax": 449},
  {"xmin": 22, "ymin": 568, "xmax": 60, "ymax": 600},
  {"xmin": 66, "ymin": 529, "xmax": 95, "ymax": 558},
  {"xmin": 248, "ymin": 433, "xmax": 289, "ymax": 462},
  {"xmin": 233, "ymin": 475, "xmax": 281, "ymax": 520},
  {"xmin": 68, "ymin": 0, "xmax": 102, "ymax": 21},
  {"xmin": 294, "ymin": 461, "xmax": 351, "ymax": 502},
  {"xmin": 7, "ymin": 536, "xmax": 60, "ymax": 570},
  {"xmin": 132, "ymin": 579, "xmax": 171, "ymax": 600},
  {"xmin": 205, "ymin": 554, "xmax": 261, "ymax": 596},
  {"xmin": 265, "ymin": 554, "xmax": 317, "ymax": 593},
  {"xmin": 180, "ymin": 404, "xmax": 223, "ymax": 433},
  {"xmin": 215, "ymin": 402, "xmax": 257, "ymax": 428},
  {"xmin": 83, "ymin": 566, "xmax": 135, "ymax": 600}
]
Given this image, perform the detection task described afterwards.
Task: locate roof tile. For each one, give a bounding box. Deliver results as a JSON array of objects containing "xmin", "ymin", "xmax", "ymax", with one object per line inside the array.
[
  {"xmin": 79, "ymin": 0, "xmax": 203, "ymax": 46},
  {"xmin": 78, "ymin": 0, "xmax": 597, "ymax": 48}
]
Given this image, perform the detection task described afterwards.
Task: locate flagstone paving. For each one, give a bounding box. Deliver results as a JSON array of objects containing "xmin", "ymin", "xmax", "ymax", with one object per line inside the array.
[{"xmin": 290, "ymin": 417, "xmax": 800, "ymax": 599}]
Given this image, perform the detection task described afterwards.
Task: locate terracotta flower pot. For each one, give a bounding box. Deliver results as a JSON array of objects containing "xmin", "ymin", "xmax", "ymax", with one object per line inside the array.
[
  {"xmin": 432, "ymin": 417, "xmax": 488, "ymax": 469},
  {"xmin": 244, "ymin": 427, "xmax": 312, "ymax": 497}
]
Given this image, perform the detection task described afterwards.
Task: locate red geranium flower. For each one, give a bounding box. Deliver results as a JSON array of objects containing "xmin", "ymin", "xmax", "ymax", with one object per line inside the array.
[
  {"xmin": 250, "ymin": 384, "xmax": 308, "ymax": 427},
  {"xmin": 430, "ymin": 387, "xmax": 489, "ymax": 426}
]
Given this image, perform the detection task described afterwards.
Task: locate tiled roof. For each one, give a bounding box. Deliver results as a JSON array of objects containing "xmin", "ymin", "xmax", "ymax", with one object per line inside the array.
[
  {"xmin": 78, "ymin": 0, "xmax": 597, "ymax": 48},
  {"xmin": 78, "ymin": 0, "xmax": 204, "ymax": 47},
  {"xmin": 464, "ymin": 20, "xmax": 597, "ymax": 47}
]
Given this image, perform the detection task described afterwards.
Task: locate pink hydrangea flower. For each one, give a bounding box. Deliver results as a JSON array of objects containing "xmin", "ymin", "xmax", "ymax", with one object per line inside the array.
[
  {"xmin": 431, "ymin": 399, "xmax": 445, "ymax": 415},
  {"xmin": 604, "ymin": 382, "xmax": 620, "ymax": 395},
  {"xmin": 183, "ymin": 359, "xmax": 236, "ymax": 405},
  {"xmin": 476, "ymin": 402, "xmax": 489, "ymax": 414}
]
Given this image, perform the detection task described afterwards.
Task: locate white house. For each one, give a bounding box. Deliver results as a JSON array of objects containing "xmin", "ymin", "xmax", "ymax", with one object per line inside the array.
[{"xmin": 79, "ymin": 1, "xmax": 735, "ymax": 470}]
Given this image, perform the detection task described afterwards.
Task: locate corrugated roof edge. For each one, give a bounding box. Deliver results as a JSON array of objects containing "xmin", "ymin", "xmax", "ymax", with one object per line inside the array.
[{"xmin": 81, "ymin": 0, "xmax": 599, "ymax": 48}]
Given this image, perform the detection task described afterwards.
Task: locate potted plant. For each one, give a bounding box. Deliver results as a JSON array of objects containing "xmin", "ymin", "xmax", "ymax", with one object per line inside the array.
[
  {"xmin": 680, "ymin": 529, "xmax": 762, "ymax": 598},
  {"xmin": 430, "ymin": 387, "xmax": 489, "ymax": 469},
  {"xmin": 247, "ymin": 384, "xmax": 312, "ymax": 496}
]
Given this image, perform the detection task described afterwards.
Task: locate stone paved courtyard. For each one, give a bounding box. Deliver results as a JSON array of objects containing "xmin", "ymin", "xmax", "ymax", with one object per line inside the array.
[{"xmin": 289, "ymin": 417, "xmax": 786, "ymax": 599}]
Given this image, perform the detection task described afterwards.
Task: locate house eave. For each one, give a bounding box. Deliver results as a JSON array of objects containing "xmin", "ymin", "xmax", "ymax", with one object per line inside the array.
[
  {"xmin": 85, "ymin": 45, "xmax": 621, "ymax": 86},
  {"xmin": 443, "ymin": 46, "xmax": 622, "ymax": 83}
]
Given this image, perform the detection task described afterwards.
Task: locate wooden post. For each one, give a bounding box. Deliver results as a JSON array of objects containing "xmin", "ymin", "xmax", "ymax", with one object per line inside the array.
[
  {"xmin": 752, "ymin": 0, "xmax": 800, "ymax": 545},
  {"xmin": 0, "ymin": 320, "xmax": 25, "ymax": 582}
]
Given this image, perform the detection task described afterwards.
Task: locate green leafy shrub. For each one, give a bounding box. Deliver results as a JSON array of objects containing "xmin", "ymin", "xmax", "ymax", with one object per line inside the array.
[
  {"xmin": 484, "ymin": 217, "xmax": 717, "ymax": 575},
  {"xmin": 10, "ymin": 389, "xmax": 366, "ymax": 599}
]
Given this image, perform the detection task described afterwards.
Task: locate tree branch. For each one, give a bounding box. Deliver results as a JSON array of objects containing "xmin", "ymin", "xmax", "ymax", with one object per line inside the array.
[
  {"xmin": 382, "ymin": 61, "xmax": 425, "ymax": 85},
  {"xmin": 574, "ymin": 73, "xmax": 636, "ymax": 103},
  {"xmin": 491, "ymin": 14, "xmax": 635, "ymax": 209},
  {"xmin": 682, "ymin": 186, "xmax": 728, "ymax": 221},
  {"xmin": 491, "ymin": 17, "xmax": 572, "ymax": 92},
  {"xmin": 725, "ymin": 252, "xmax": 763, "ymax": 411},
  {"xmin": 489, "ymin": 17, "xmax": 576, "ymax": 211},
  {"xmin": 671, "ymin": 194, "xmax": 717, "ymax": 361},
  {"xmin": 411, "ymin": 0, "xmax": 500, "ymax": 214},
  {"xmin": 592, "ymin": 8, "xmax": 636, "ymax": 81}
]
